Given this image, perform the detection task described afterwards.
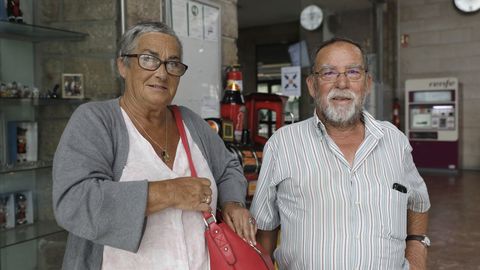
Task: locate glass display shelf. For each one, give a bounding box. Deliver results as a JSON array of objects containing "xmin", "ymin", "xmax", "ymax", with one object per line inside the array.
[
  {"xmin": 0, "ymin": 220, "xmax": 64, "ymax": 249},
  {"xmin": 0, "ymin": 161, "xmax": 52, "ymax": 174},
  {"xmin": 0, "ymin": 98, "xmax": 88, "ymax": 107},
  {"xmin": 0, "ymin": 21, "xmax": 87, "ymax": 42}
]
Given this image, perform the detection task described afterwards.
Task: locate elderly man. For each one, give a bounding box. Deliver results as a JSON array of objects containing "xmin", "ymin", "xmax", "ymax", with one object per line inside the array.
[{"xmin": 250, "ymin": 37, "xmax": 430, "ymax": 270}]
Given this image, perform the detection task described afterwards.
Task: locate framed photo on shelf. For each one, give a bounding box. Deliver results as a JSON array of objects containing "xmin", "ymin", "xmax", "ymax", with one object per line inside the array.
[
  {"xmin": 221, "ymin": 119, "xmax": 234, "ymax": 142},
  {"xmin": 61, "ymin": 73, "xmax": 84, "ymax": 99}
]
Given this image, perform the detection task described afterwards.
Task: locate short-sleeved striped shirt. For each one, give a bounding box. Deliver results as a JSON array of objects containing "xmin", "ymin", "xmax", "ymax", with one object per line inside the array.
[{"xmin": 250, "ymin": 111, "xmax": 430, "ymax": 270}]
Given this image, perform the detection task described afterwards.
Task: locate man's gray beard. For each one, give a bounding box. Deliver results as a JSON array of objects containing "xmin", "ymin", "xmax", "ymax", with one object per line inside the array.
[{"xmin": 316, "ymin": 89, "xmax": 365, "ymax": 128}]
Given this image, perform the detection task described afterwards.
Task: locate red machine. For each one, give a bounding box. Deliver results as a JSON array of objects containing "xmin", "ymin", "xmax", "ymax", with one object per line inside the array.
[{"xmin": 245, "ymin": 93, "xmax": 287, "ymax": 146}]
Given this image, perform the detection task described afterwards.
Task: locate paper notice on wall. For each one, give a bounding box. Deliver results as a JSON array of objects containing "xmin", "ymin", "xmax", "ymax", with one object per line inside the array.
[
  {"xmin": 188, "ymin": 2, "xmax": 203, "ymax": 39},
  {"xmin": 203, "ymin": 5, "xmax": 219, "ymax": 41},
  {"xmin": 281, "ymin": 66, "xmax": 301, "ymax": 97},
  {"xmin": 172, "ymin": 0, "xmax": 188, "ymax": 37}
]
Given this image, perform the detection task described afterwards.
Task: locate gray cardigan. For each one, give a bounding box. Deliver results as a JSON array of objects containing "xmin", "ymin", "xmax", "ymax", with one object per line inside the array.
[{"xmin": 52, "ymin": 98, "xmax": 247, "ymax": 270}]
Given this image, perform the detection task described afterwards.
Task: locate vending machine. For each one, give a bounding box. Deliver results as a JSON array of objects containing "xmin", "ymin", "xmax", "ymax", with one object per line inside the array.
[{"xmin": 405, "ymin": 77, "xmax": 459, "ymax": 170}]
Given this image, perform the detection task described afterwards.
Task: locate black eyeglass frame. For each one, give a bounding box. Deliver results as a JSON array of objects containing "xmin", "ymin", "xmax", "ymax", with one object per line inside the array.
[{"xmin": 121, "ymin": 54, "xmax": 188, "ymax": 76}]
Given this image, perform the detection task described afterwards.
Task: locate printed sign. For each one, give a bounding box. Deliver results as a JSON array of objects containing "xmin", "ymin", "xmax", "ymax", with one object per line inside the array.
[{"xmin": 281, "ymin": 66, "xmax": 301, "ymax": 97}]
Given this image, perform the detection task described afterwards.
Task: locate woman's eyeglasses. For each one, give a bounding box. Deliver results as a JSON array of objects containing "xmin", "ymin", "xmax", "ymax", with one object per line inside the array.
[{"xmin": 121, "ymin": 54, "xmax": 188, "ymax": 77}]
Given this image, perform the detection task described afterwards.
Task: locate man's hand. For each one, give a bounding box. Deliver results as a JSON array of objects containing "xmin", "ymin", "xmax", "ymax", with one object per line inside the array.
[{"xmin": 405, "ymin": 240, "xmax": 427, "ymax": 270}]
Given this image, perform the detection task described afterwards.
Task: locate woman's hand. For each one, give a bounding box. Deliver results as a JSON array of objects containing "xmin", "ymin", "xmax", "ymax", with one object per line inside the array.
[
  {"xmin": 221, "ymin": 202, "xmax": 257, "ymax": 245},
  {"xmin": 146, "ymin": 177, "xmax": 212, "ymax": 215}
]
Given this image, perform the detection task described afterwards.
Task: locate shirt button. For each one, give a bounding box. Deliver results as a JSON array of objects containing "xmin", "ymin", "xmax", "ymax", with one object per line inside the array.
[{"xmin": 356, "ymin": 235, "xmax": 361, "ymax": 239}]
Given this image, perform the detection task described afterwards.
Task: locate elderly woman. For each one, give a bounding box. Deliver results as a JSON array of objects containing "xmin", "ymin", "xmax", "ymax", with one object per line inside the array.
[{"xmin": 53, "ymin": 21, "xmax": 254, "ymax": 270}]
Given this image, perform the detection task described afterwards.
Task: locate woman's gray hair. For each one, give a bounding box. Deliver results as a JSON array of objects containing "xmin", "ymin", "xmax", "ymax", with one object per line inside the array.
[{"xmin": 117, "ymin": 21, "xmax": 183, "ymax": 66}]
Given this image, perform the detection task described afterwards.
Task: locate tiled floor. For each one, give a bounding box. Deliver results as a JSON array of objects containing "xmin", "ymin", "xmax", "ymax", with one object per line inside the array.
[{"xmin": 424, "ymin": 170, "xmax": 480, "ymax": 270}]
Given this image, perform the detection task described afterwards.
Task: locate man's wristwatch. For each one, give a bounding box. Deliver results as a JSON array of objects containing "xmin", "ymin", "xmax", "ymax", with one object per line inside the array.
[{"xmin": 406, "ymin": 235, "xmax": 431, "ymax": 248}]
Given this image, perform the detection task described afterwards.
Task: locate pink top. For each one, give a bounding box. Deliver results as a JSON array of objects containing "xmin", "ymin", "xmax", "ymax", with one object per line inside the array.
[{"xmin": 102, "ymin": 109, "xmax": 217, "ymax": 270}]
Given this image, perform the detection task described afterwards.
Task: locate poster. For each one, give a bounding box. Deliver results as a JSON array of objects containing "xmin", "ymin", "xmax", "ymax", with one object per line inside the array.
[
  {"xmin": 188, "ymin": 1, "xmax": 204, "ymax": 39},
  {"xmin": 203, "ymin": 5, "xmax": 219, "ymax": 41},
  {"xmin": 281, "ymin": 66, "xmax": 301, "ymax": 97}
]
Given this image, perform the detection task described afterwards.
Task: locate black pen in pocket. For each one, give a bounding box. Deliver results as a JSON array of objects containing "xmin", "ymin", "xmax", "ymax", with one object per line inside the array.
[{"xmin": 392, "ymin": 183, "xmax": 407, "ymax": 193}]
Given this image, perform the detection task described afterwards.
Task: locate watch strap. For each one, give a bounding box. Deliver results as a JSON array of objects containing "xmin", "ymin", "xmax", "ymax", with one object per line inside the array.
[
  {"xmin": 406, "ymin": 235, "xmax": 424, "ymax": 241},
  {"xmin": 406, "ymin": 234, "xmax": 430, "ymax": 247}
]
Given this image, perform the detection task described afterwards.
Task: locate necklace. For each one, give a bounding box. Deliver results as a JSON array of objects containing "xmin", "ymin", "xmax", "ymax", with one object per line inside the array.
[{"xmin": 122, "ymin": 99, "xmax": 170, "ymax": 162}]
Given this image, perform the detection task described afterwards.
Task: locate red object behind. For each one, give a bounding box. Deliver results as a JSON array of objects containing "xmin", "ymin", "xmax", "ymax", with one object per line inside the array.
[
  {"xmin": 227, "ymin": 69, "xmax": 242, "ymax": 81},
  {"xmin": 221, "ymin": 103, "xmax": 245, "ymax": 132},
  {"xmin": 392, "ymin": 98, "xmax": 401, "ymax": 129},
  {"xmin": 245, "ymin": 93, "xmax": 286, "ymax": 146}
]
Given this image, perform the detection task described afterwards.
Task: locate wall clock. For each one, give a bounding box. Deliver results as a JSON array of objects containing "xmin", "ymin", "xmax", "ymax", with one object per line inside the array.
[
  {"xmin": 453, "ymin": 0, "xmax": 480, "ymax": 13},
  {"xmin": 300, "ymin": 5, "xmax": 323, "ymax": 31}
]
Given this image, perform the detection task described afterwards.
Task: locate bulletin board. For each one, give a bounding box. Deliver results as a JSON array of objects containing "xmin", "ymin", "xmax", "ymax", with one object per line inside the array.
[{"xmin": 164, "ymin": 0, "xmax": 221, "ymax": 118}]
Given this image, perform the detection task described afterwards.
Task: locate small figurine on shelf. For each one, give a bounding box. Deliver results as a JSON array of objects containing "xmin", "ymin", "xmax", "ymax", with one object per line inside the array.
[
  {"xmin": 16, "ymin": 126, "xmax": 28, "ymax": 163},
  {"xmin": 7, "ymin": 0, "xmax": 23, "ymax": 23},
  {"xmin": 32, "ymin": 87, "xmax": 39, "ymax": 99},
  {"xmin": 0, "ymin": 195, "xmax": 9, "ymax": 229},
  {"xmin": 15, "ymin": 193, "xmax": 27, "ymax": 225},
  {"xmin": 49, "ymin": 84, "xmax": 59, "ymax": 99},
  {"xmin": 0, "ymin": 82, "xmax": 6, "ymax": 97}
]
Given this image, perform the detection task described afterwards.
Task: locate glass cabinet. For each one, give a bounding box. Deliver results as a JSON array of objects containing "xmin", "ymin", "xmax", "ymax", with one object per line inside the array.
[
  {"xmin": 0, "ymin": 166, "xmax": 67, "ymax": 269},
  {"xmin": 0, "ymin": 21, "xmax": 86, "ymax": 270}
]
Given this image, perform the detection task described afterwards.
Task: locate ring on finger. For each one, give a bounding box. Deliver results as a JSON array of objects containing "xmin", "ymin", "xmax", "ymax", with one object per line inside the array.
[
  {"xmin": 203, "ymin": 195, "xmax": 211, "ymax": 204},
  {"xmin": 248, "ymin": 217, "xmax": 256, "ymax": 225}
]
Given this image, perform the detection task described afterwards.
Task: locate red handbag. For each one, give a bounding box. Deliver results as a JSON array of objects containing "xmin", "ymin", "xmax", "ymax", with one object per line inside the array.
[{"xmin": 171, "ymin": 106, "xmax": 275, "ymax": 270}]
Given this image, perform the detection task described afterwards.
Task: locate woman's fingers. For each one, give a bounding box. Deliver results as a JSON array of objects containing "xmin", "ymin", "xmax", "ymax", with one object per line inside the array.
[
  {"xmin": 246, "ymin": 216, "xmax": 258, "ymax": 245},
  {"xmin": 222, "ymin": 202, "xmax": 257, "ymax": 245},
  {"xmin": 165, "ymin": 177, "xmax": 213, "ymax": 211},
  {"xmin": 223, "ymin": 213, "xmax": 237, "ymax": 233}
]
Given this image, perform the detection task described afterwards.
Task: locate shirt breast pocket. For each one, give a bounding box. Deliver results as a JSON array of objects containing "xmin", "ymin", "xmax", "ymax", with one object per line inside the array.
[{"xmin": 380, "ymin": 183, "xmax": 409, "ymax": 241}]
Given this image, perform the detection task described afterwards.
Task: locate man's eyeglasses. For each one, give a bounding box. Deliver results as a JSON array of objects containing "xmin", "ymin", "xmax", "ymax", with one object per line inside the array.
[
  {"xmin": 121, "ymin": 54, "xmax": 188, "ymax": 77},
  {"xmin": 312, "ymin": 67, "xmax": 366, "ymax": 82}
]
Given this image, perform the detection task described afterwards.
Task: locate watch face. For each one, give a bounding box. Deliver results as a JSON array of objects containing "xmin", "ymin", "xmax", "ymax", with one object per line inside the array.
[
  {"xmin": 300, "ymin": 5, "xmax": 323, "ymax": 31},
  {"xmin": 422, "ymin": 236, "xmax": 431, "ymax": 247},
  {"xmin": 453, "ymin": 0, "xmax": 480, "ymax": 13}
]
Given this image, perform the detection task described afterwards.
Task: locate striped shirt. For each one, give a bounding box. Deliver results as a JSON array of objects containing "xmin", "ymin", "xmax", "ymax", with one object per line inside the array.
[{"xmin": 250, "ymin": 111, "xmax": 430, "ymax": 270}]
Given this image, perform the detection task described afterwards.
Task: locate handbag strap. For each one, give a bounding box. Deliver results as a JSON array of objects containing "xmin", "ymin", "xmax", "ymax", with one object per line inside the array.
[
  {"xmin": 171, "ymin": 105, "xmax": 215, "ymax": 223},
  {"xmin": 171, "ymin": 105, "xmax": 197, "ymax": 177}
]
